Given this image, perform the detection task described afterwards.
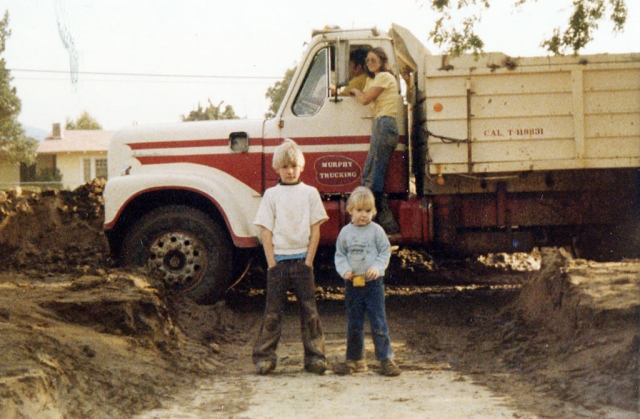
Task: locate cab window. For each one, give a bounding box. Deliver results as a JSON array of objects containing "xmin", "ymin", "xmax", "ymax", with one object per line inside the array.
[{"xmin": 292, "ymin": 48, "xmax": 330, "ymax": 116}]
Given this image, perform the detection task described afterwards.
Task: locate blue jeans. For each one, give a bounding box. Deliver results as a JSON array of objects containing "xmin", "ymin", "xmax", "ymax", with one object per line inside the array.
[
  {"xmin": 344, "ymin": 277, "xmax": 394, "ymax": 361},
  {"xmin": 362, "ymin": 116, "xmax": 399, "ymax": 194}
]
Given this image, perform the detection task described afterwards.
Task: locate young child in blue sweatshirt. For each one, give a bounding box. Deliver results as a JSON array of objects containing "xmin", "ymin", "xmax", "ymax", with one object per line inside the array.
[{"xmin": 334, "ymin": 186, "xmax": 401, "ymax": 376}]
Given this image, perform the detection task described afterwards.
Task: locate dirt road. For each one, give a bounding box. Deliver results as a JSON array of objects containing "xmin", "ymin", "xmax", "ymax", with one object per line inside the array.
[{"xmin": 135, "ymin": 286, "xmax": 536, "ymax": 419}]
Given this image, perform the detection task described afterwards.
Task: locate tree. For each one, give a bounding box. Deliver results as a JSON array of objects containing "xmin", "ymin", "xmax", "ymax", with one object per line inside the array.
[
  {"xmin": 181, "ymin": 99, "xmax": 239, "ymax": 121},
  {"xmin": 66, "ymin": 111, "xmax": 102, "ymax": 130},
  {"xmin": 0, "ymin": 11, "xmax": 37, "ymax": 165},
  {"xmin": 265, "ymin": 67, "xmax": 296, "ymax": 119},
  {"xmin": 427, "ymin": 0, "xmax": 628, "ymax": 56}
]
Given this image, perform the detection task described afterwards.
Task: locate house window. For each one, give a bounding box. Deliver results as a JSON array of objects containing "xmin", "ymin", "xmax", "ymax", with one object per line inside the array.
[
  {"xmin": 82, "ymin": 157, "xmax": 109, "ymax": 182},
  {"xmin": 95, "ymin": 159, "xmax": 108, "ymax": 179},
  {"xmin": 83, "ymin": 159, "xmax": 92, "ymax": 182}
]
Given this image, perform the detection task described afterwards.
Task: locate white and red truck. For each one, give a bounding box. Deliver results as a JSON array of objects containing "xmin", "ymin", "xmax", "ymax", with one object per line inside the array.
[{"xmin": 104, "ymin": 24, "xmax": 640, "ymax": 302}]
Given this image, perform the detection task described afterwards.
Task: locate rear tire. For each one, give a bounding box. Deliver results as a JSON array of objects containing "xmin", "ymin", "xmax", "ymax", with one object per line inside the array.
[{"xmin": 121, "ymin": 205, "xmax": 231, "ymax": 303}]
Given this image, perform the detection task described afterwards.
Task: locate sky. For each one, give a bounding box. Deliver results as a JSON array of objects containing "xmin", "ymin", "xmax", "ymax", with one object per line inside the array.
[{"xmin": 3, "ymin": 0, "xmax": 639, "ymax": 135}]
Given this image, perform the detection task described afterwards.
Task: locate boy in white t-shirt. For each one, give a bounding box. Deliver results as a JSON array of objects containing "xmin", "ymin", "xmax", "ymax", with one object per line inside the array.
[{"xmin": 252, "ymin": 139, "xmax": 329, "ymax": 375}]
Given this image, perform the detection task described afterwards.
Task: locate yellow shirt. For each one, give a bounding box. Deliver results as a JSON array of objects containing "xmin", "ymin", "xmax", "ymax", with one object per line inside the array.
[
  {"xmin": 364, "ymin": 72, "xmax": 399, "ymax": 119},
  {"xmin": 346, "ymin": 73, "xmax": 368, "ymax": 92}
]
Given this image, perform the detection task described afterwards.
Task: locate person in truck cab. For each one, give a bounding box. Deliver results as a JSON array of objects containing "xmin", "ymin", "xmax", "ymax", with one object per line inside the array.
[
  {"xmin": 338, "ymin": 47, "xmax": 370, "ymax": 96},
  {"xmin": 252, "ymin": 139, "xmax": 329, "ymax": 376},
  {"xmin": 349, "ymin": 47, "xmax": 400, "ymax": 234}
]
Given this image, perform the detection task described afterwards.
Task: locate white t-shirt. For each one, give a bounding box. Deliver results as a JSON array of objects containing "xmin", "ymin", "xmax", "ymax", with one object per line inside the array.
[{"xmin": 254, "ymin": 182, "xmax": 329, "ymax": 255}]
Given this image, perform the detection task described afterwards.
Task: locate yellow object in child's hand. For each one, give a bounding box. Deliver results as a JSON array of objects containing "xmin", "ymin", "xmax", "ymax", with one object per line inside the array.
[{"xmin": 352, "ymin": 275, "xmax": 365, "ymax": 287}]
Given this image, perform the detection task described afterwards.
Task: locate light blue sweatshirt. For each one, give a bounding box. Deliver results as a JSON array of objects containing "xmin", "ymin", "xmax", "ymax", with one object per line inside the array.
[{"xmin": 335, "ymin": 222, "xmax": 391, "ymax": 279}]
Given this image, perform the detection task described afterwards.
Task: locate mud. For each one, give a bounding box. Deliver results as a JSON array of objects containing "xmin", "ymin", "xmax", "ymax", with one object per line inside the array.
[{"xmin": 0, "ymin": 183, "xmax": 638, "ymax": 418}]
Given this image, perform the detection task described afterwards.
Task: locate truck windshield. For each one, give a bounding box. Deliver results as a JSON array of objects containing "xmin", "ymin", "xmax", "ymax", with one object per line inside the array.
[{"xmin": 292, "ymin": 48, "xmax": 329, "ymax": 116}]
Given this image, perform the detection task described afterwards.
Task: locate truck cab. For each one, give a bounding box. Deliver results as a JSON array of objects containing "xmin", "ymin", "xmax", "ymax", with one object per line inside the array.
[{"xmin": 262, "ymin": 26, "xmax": 429, "ymax": 244}]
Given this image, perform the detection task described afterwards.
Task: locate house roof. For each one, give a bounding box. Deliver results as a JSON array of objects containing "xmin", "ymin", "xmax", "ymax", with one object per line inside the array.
[{"xmin": 37, "ymin": 129, "xmax": 115, "ymax": 154}]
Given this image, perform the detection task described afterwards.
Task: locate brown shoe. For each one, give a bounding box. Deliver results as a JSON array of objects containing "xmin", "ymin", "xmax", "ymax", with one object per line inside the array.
[
  {"xmin": 376, "ymin": 208, "xmax": 400, "ymax": 235},
  {"xmin": 305, "ymin": 358, "xmax": 327, "ymax": 375},
  {"xmin": 380, "ymin": 360, "xmax": 401, "ymax": 377},
  {"xmin": 333, "ymin": 359, "xmax": 368, "ymax": 375},
  {"xmin": 257, "ymin": 360, "xmax": 275, "ymax": 375},
  {"xmin": 333, "ymin": 362, "xmax": 354, "ymax": 375},
  {"xmin": 348, "ymin": 359, "xmax": 368, "ymax": 373}
]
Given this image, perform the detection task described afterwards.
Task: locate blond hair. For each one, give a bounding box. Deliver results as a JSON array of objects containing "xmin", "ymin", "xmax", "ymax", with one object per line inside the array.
[
  {"xmin": 347, "ymin": 186, "xmax": 376, "ymax": 216},
  {"xmin": 272, "ymin": 138, "xmax": 305, "ymax": 170}
]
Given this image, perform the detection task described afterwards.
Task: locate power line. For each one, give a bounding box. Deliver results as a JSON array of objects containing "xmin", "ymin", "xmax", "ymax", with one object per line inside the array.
[
  {"xmin": 12, "ymin": 75, "xmax": 275, "ymax": 85},
  {"xmin": 8, "ymin": 68, "xmax": 283, "ymax": 80}
]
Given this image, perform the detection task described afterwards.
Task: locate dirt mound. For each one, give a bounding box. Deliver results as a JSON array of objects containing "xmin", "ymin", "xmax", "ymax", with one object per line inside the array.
[
  {"xmin": 399, "ymin": 248, "xmax": 639, "ymax": 416},
  {"xmin": 0, "ymin": 180, "xmax": 109, "ymax": 274},
  {"xmin": 500, "ymin": 248, "xmax": 639, "ymax": 411},
  {"xmin": 0, "ymin": 270, "xmax": 241, "ymax": 418}
]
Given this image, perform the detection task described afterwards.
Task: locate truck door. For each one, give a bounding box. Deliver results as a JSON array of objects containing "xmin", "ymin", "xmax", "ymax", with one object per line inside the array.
[{"xmin": 263, "ymin": 44, "xmax": 408, "ymax": 196}]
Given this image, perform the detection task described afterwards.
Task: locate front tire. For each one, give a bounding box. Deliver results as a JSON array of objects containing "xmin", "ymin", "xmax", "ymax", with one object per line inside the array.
[{"xmin": 121, "ymin": 205, "xmax": 232, "ymax": 303}]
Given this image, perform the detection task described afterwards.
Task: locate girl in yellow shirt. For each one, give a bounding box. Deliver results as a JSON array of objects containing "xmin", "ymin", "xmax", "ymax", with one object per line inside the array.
[{"xmin": 349, "ymin": 47, "xmax": 400, "ymax": 234}]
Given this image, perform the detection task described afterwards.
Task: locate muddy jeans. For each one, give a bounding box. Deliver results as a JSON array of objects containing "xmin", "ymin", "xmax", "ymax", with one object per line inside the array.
[{"xmin": 252, "ymin": 259, "xmax": 326, "ymax": 368}]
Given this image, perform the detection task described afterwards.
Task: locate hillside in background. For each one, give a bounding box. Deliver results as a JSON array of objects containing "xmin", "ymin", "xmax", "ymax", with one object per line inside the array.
[{"xmin": 23, "ymin": 125, "xmax": 49, "ymax": 141}]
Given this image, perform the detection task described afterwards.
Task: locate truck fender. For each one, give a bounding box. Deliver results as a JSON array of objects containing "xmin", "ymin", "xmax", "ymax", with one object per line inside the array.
[{"xmin": 103, "ymin": 169, "xmax": 262, "ymax": 248}]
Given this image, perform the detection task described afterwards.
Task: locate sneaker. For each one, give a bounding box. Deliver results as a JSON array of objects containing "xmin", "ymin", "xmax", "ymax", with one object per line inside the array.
[
  {"xmin": 305, "ymin": 358, "xmax": 327, "ymax": 375},
  {"xmin": 380, "ymin": 360, "xmax": 401, "ymax": 377},
  {"xmin": 334, "ymin": 359, "xmax": 368, "ymax": 375},
  {"xmin": 256, "ymin": 360, "xmax": 275, "ymax": 375},
  {"xmin": 348, "ymin": 359, "xmax": 368, "ymax": 373}
]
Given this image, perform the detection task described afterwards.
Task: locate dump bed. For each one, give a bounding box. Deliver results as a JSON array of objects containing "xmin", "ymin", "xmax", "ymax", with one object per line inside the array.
[{"xmin": 423, "ymin": 52, "xmax": 640, "ymax": 175}]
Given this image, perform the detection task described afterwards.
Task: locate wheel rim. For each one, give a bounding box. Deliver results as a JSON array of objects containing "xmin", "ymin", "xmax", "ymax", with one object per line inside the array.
[{"xmin": 147, "ymin": 231, "xmax": 208, "ymax": 291}]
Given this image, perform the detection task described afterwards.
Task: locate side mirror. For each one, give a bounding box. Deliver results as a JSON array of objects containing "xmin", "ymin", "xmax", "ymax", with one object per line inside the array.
[{"xmin": 336, "ymin": 39, "xmax": 350, "ymax": 88}]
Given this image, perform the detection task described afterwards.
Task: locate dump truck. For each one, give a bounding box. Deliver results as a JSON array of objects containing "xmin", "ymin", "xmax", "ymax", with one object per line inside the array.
[{"xmin": 103, "ymin": 24, "xmax": 640, "ymax": 302}]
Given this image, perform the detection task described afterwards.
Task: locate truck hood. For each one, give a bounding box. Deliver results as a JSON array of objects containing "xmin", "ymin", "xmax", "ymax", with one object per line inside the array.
[
  {"xmin": 110, "ymin": 118, "xmax": 265, "ymax": 146},
  {"xmin": 107, "ymin": 118, "xmax": 266, "ymax": 179}
]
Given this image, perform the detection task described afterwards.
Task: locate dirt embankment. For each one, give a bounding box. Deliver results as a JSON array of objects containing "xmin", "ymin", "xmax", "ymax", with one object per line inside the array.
[
  {"xmin": 0, "ymin": 180, "xmax": 109, "ymax": 274},
  {"xmin": 0, "ymin": 271, "xmax": 239, "ymax": 418},
  {"xmin": 0, "ymin": 183, "xmax": 638, "ymax": 418},
  {"xmin": 500, "ymin": 249, "xmax": 639, "ymax": 411},
  {"xmin": 477, "ymin": 249, "xmax": 637, "ymax": 413}
]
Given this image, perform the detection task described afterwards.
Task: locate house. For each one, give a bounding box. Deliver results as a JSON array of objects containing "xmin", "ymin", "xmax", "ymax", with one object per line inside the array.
[{"xmin": 36, "ymin": 123, "xmax": 114, "ymax": 190}]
